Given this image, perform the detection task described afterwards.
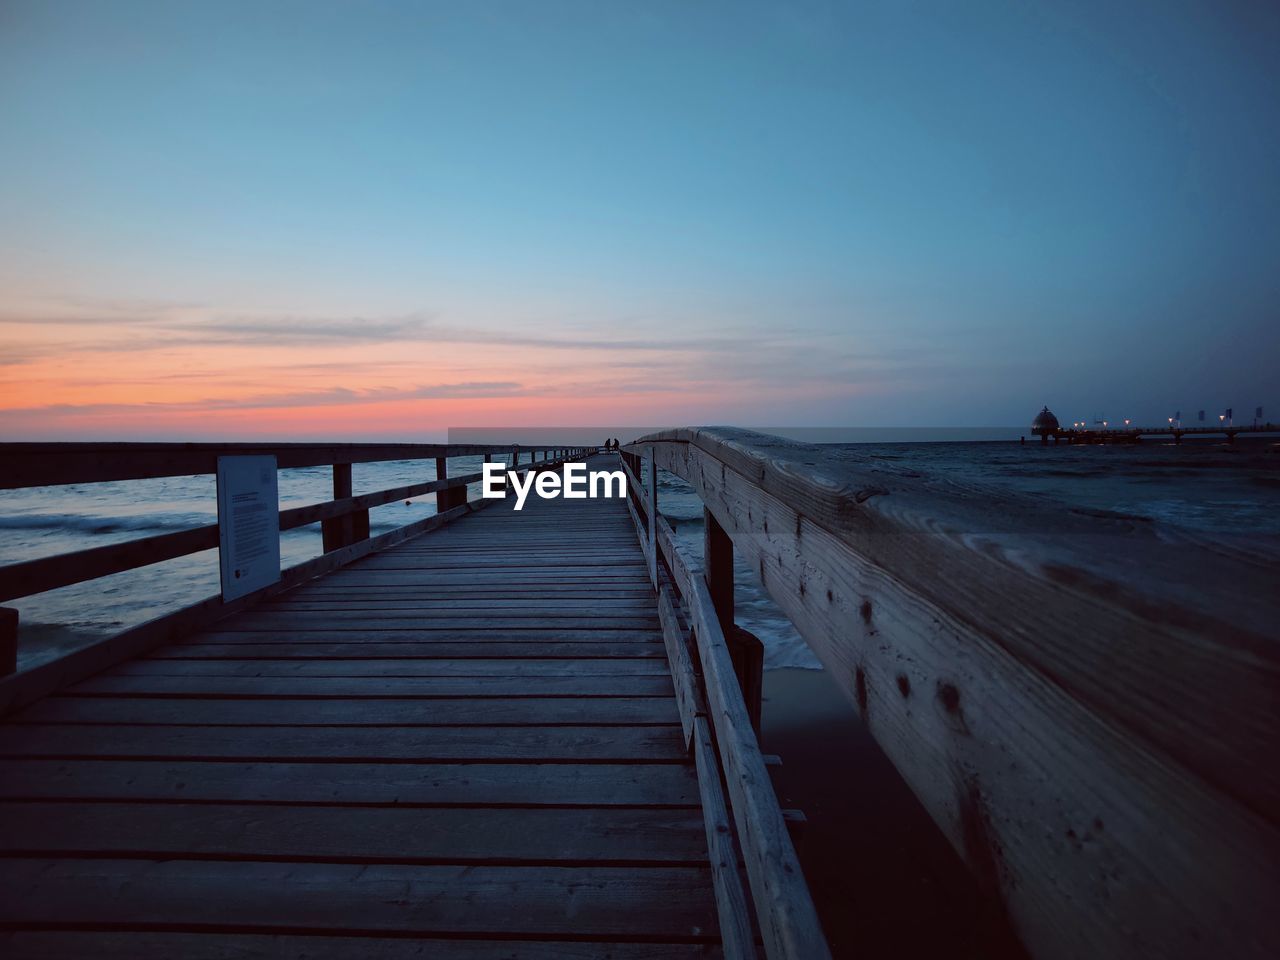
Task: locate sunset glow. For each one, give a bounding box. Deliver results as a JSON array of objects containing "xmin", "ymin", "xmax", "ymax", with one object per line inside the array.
[{"xmin": 3, "ymin": 2, "xmax": 1278, "ymax": 438}]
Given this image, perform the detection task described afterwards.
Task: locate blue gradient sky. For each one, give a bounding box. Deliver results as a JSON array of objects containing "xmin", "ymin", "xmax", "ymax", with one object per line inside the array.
[{"xmin": 1, "ymin": 1, "xmax": 1277, "ymax": 437}]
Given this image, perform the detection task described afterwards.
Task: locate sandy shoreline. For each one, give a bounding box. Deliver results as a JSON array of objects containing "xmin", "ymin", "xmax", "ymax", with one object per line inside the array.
[{"xmin": 762, "ymin": 667, "xmax": 1023, "ymax": 959}]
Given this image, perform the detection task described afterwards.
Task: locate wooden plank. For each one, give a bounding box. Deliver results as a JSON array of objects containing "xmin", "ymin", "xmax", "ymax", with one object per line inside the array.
[
  {"xmin": 13, "ymin": 695, "xmax": 680, "ymax": 726},
  {"xmin": 657, "ymin": 587, "xmax": 704, "ymax": 749},
  {"xmin": 212, "ymin": 604, "xmax": 659, "ymax": 620},
  {"xmin": 150, "ymin": 641, "xmax": 666, "ymax": 659},
  {"xmin": 0, "ymin": 859, "xmax": 718, "ymax": 938},
  {"xmin": 0, "ymin": 723, "xmax": 687, "ymax": 761},
  {"xmin": 636, "ymin": 427, "xmax": 1280, "ymax": 960},
  {"xmin": 0, "ymin": 523, "xmax": 218, "ymax": 603},
  {"xmin": 278, "ymin": 589, "xmax": 658, "ymax": 600},
  {"xmin": 692, "ymin": 714, "xmax": 758, "ymax": 960},
  {"xmin": 355, "ymin": 556, "xmax": 648, "ymax": 568},
  {"xmin": 220, "ymin": 615, "xmax": 659, "ymax": 631},
  {"xmin": 264, "ymin": 599, "xmax": 660, "ymax": 612},
  {"xmin": 0, "ymin": 932, "xmax": 722, "ymax": 960},
  {"xmin": 184, "ymin": 629, "xmax": 665, "ymax": 644},
  {"xmin": 0, "ymin": 759, "xmax": 700, "ymax": 806},
  {"xmin": 111, "ymin": 659, "xmax": 672, "ymax": 678},
  {"xmin": 316, "ymin": 571, "xmax": 654, "ymax": 584},
  {"xmin": 61, "ymin": 674, "xmax": 674, "ymax": 698},
  {"xmin": 0, "ymin": 802, "xmax": 709, "ymax": 864}
]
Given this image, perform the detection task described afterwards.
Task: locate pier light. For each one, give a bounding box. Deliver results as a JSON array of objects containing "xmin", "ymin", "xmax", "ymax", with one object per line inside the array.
[
  {"xmin": 1124, "ymin": 419, "xmax": 1131, "ymax": 426},
  {"xmin": 1168, "ymin": 417, "xmax": 1173, "ymax": 424}
]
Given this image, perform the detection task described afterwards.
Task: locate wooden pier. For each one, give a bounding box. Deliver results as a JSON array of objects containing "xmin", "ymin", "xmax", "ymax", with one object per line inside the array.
[
  {"xmin": 0, "ymin": 446, "xmax": 826, "ymax": 959},
  {"xmin": 1, "ymin": 430, "xmax": 1277, "ymax": 959}
]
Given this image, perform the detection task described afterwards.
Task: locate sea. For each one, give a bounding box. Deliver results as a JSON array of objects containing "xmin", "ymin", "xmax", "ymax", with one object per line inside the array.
[{"xmin": 3, "ymin": 437, "xmax": 1278, "ymax": 671}]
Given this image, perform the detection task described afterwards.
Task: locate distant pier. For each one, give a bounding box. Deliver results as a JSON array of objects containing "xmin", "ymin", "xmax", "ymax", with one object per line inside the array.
[
  {"xmin": 1054, "ymin": 422, "xmax": 1279, "ymax": 444},
  {"xmin": 1029, "ymin": 406, "xmax": 1280, "ymax": 444}
]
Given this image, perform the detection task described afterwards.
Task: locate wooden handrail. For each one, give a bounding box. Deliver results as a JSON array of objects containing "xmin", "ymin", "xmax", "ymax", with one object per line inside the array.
[
  {"xmin": 0, "ymin": 451, "xmax": 587, "ymax": 604},
  {"xmin": 0, "ymin": 497, "xmax": 485, "ymax": 716},
  {"xmin": 0, "ymin": 471, "xmax": 487, "ymax": 603},
  {"xmin": 0, "ymin": 447, "xmax": 590, "ymax": 707},
  {"xmin": 626, "ymin": 427, "xmax": 1280, "ymax": 960},
  {"xmin": 0, "ymin": 441, "xmax": 541, "ymax": 489},
  {"xmin": 615, "ymin": 447, "xmax": 830, "ymax": 959}
]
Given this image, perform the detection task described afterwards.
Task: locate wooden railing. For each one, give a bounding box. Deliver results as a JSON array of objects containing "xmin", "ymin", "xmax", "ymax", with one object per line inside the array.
[
  {"xmin": 616, "ymin": 446, "xmax": 831, "ymax": 960},
  {"xmin": 623, "ymin": 427, "xmax": 1280, "ymax": 960},
  {"xmin": 0, "ymin": 442, "xmax": 589, "ymax": 710}
]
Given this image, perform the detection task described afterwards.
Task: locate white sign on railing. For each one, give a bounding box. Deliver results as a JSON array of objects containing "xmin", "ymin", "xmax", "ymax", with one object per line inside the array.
[{"xmin": 216, "ymin": 455, "xmax": 281, "ymax": 602}]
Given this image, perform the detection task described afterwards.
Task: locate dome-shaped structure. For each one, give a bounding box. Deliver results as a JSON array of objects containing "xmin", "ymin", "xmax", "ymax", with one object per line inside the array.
[{"xmin": 1031, "ymin": 406, "xmax": 1060, "ymax": 436}]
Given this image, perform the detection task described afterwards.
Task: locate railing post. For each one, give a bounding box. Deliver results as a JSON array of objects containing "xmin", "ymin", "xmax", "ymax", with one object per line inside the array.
[
  {"xmin": 435, "ymin": 456, "xmax": 466, "ymax": 512},
  {"xmin": 1, "ymin": 606, "xmax": 17, "ymax": 676},
  {"xmin": 705, "ymin": 506, "xmax": 763, "ymax": 737},
  {"xmin": 321, "ymin": 463, "xmax": 369, "ymax": 552},
  {"xmin": 647, "ymin": 446, "xmax": 658, "ymax": 589},
  {"xmin": 704, "ymin": 507, "xmax": 734, "ymax": 630}
]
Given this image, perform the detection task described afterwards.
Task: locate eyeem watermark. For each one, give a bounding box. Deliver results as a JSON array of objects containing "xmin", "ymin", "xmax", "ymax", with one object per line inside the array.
[{"xmin": 483, "ymin": 462, "xmax": 627, "ymax": 511}]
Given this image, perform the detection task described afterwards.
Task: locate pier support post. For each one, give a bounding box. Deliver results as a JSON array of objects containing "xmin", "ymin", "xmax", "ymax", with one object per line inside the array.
[
  {"xmin": 1, "ymin": 606, "xmax": 16, "ymax": 676},
  {"xmin": 322, "ymin": 463, "xmax": 370, "ymax": 553},
  {"xmin": 704, "ymin": 508, "xmax": 763, "ymax": 737},
  {"xmin": 436, "ymin": 456, "xmax": 466, "ymax": 511}
]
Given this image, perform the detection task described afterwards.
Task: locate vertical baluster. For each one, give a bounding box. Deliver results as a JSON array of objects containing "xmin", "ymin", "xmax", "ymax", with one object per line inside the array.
[{"xmin": 1, "ymin": 606, "xmax": 17, "ymax": 676}]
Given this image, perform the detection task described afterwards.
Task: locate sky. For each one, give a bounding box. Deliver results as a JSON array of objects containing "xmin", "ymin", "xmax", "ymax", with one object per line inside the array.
[{"xmin": 1, "ymin": 0, "xmax": 1278, "ymax": 440}]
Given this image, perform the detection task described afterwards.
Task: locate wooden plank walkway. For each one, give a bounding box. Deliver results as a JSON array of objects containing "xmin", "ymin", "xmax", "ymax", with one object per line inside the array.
[{"xmin": 0, "ymin": 455, "xmax": 723, "ymax": 958}]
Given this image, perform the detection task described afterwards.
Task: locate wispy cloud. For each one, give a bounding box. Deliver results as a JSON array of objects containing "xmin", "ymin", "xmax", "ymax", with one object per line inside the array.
[
  {"xmin": 3, "ymin": 381, "xmax": 528, "ymax": 417},
  {"xmin": 0, "ymin": 301, "xmax": 775, "ymax": 357}
]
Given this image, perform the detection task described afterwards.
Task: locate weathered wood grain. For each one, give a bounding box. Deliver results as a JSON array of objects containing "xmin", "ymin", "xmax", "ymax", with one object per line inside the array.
[
  {"xmin": 0, "ymin": 859, "xmax": 718, "ymax": 938},
  {"xmin": 14, "ymin": 695, "xmax": 679, "ymax": 726},
  {"xmin": 0, "ymin": 759, "xmax": 700, "ymax": 805},
  {"xmin": 0, "ymin": 802, "xmax": 708, "ymax": 863},
  {"xmin": 683, "ymin": 573, "xmax": 830, "ymax": 960},
  {"xmin": 630, "ymin": 426, "xmax": 1280, "ymax": 960},
  {"xmin": 0, "ymin": 932, "xmax": 723, "ymax": 960},
  {"xmin": 628, "ymin": 457, "xmax": 825, "ymax": 958},
  {"xmin": 63, "ymin": 675, "xmax": 674, "ymax": 698},
  {"xmin": 693, "ymin": 714, "xmax": 759, "ymax": 960},
  {"xmin": 110, "ymin": 658, "xmax": 671, "ymax": 678},
  {"xmin": 0, "ymin": 723, "xmax": 686, "ymax": 761},
  {"xmin": 150, "ymin": 641, "xmax": 666, "ymax": 659},
  {"xmin": 658, "ymin": 586, "xmax": 705, "ymax": 749}
]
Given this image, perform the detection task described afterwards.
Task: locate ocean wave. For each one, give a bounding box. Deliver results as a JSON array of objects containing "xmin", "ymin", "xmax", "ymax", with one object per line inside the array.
[{"xmin": 0, "ymin": 513, "xmax": 212, "ymax": 536}]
